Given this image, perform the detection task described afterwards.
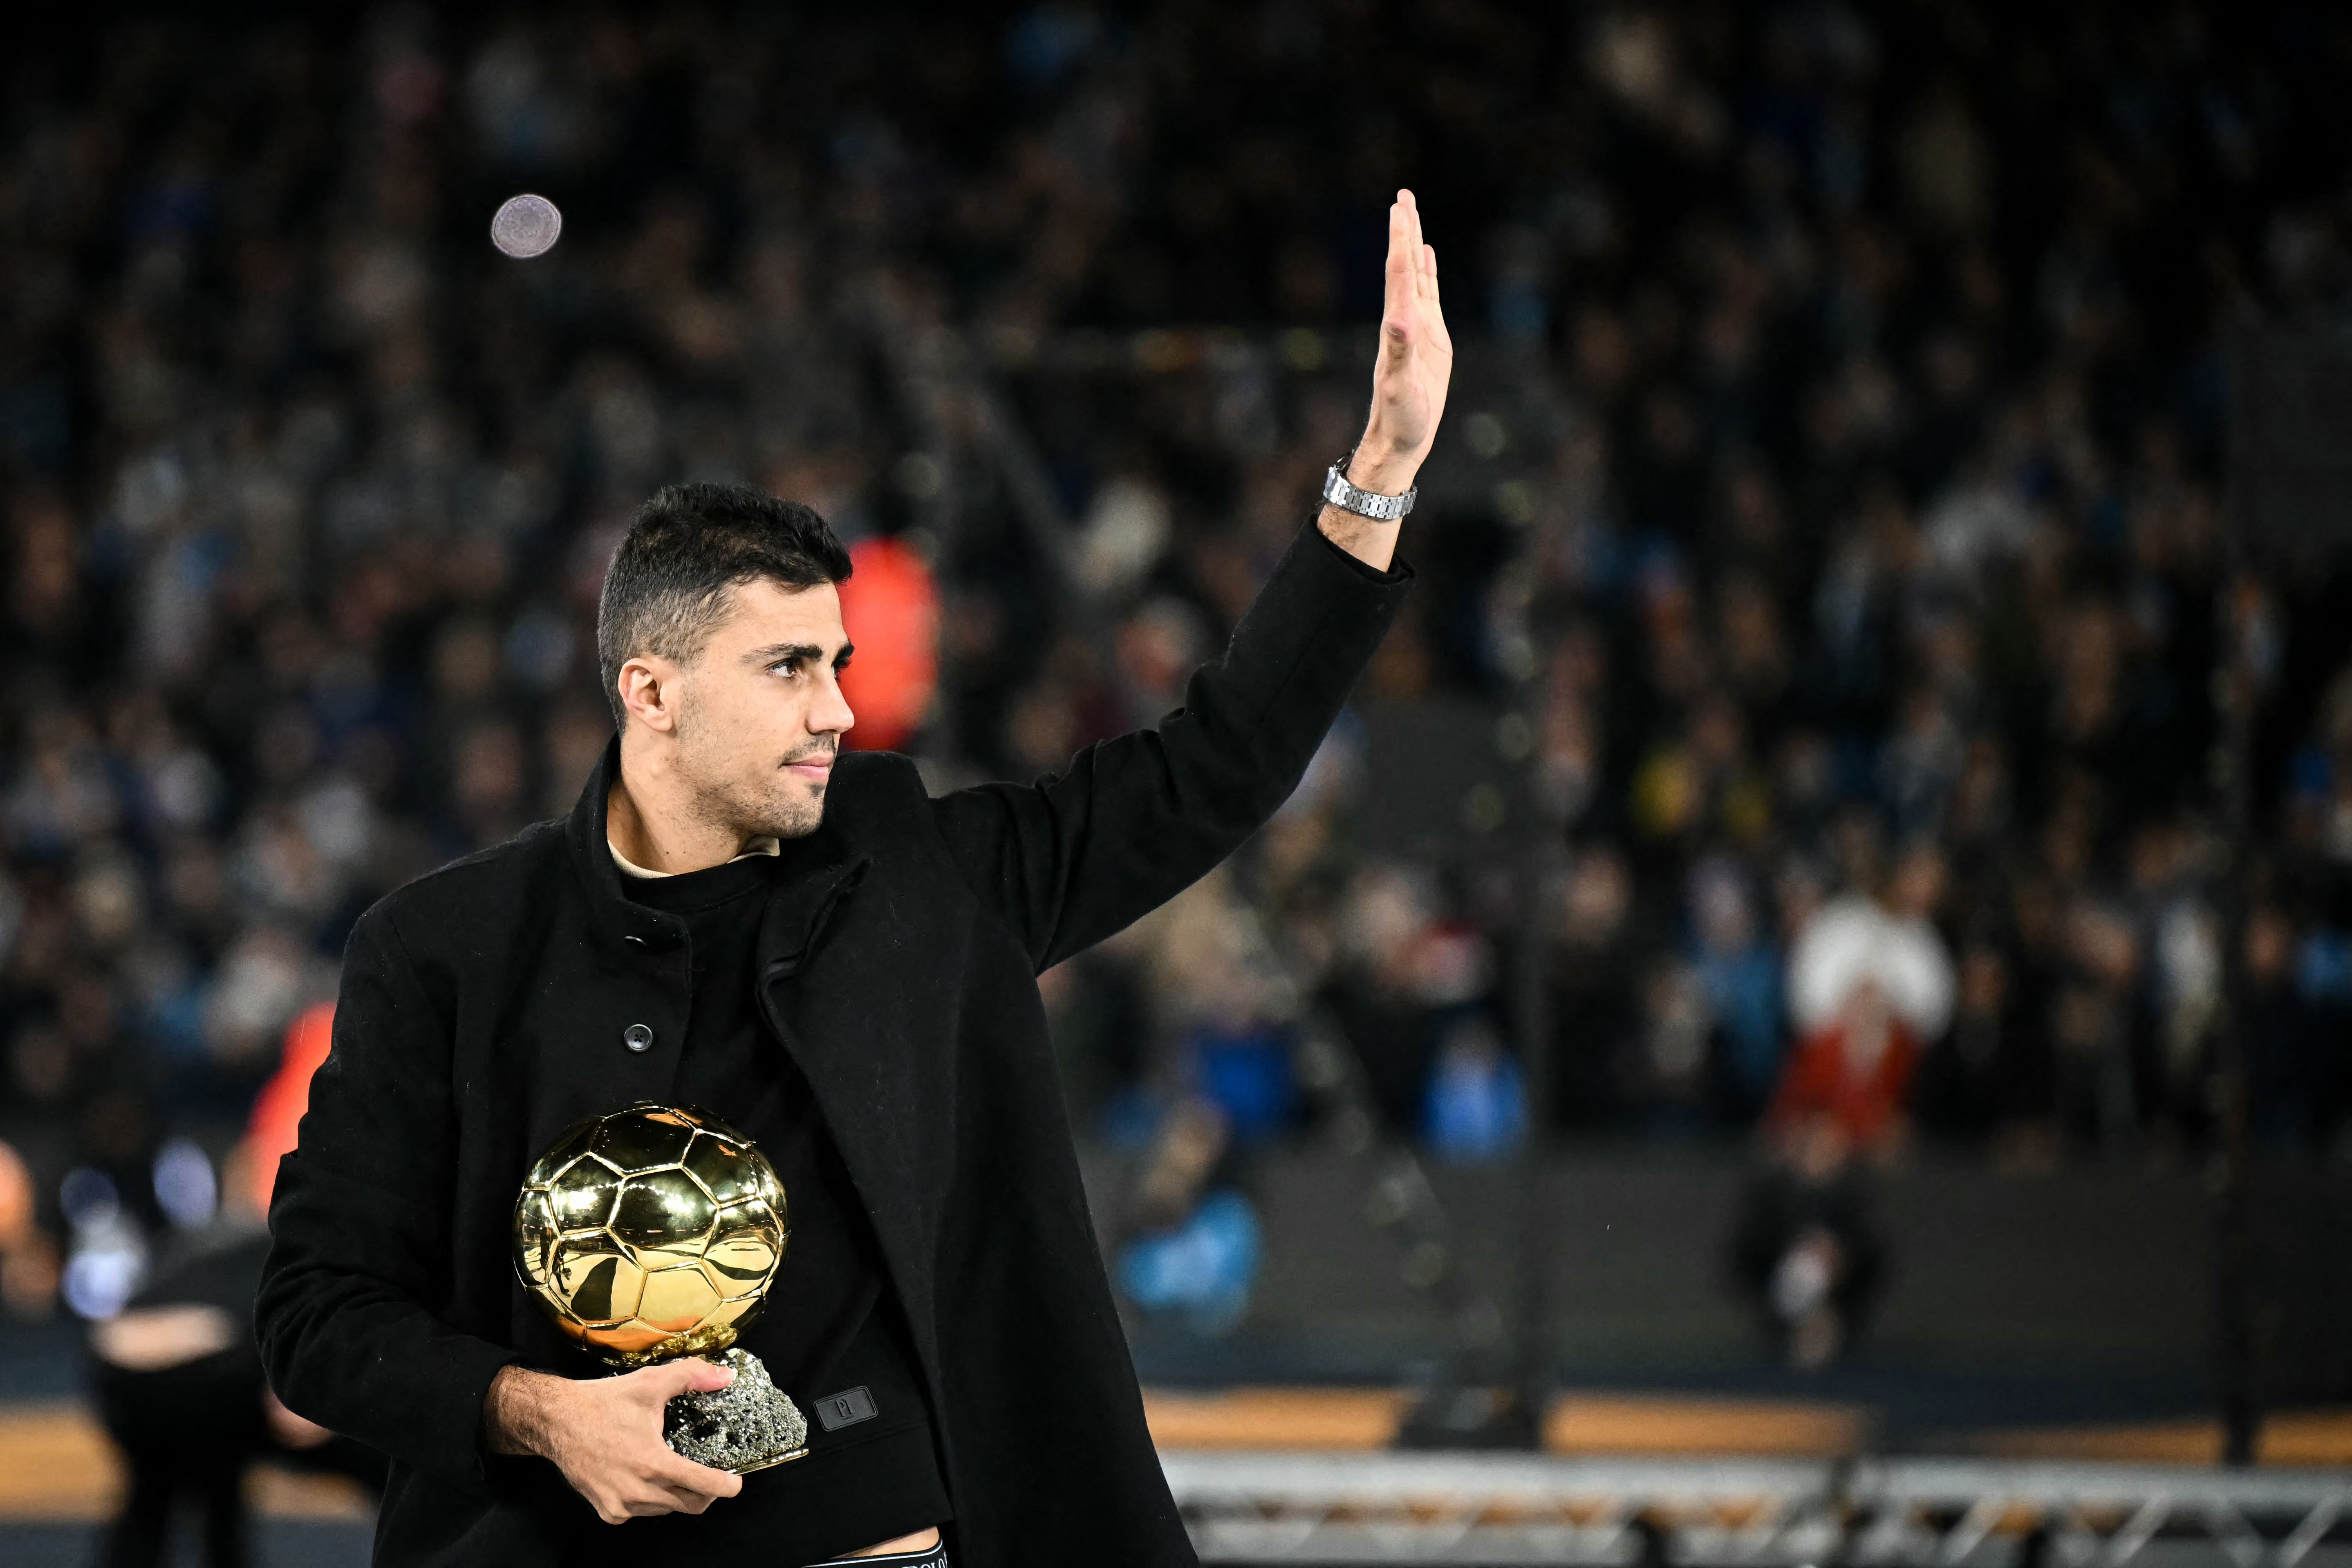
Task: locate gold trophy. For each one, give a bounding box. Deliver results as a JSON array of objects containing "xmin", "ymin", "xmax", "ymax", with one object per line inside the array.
[{"xmin": 511, "ymin": 1102, "xmax": 810, "ymax": 1472}]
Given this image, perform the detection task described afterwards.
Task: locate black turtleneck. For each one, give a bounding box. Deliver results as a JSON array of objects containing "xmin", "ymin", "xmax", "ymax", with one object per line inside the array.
[{"xmin": 615, "ymin": 849, "xmax": 949, "ymax": 1564}]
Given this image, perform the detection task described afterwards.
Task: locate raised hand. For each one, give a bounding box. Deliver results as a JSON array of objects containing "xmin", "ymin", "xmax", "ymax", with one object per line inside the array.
[
  {"xmin": 1317, "ymin": 188, "xmax": 1453, "ymax": 571},
  {"xmin": 1351, "ymin": 188, "xmax": 1453, "ymax": 495}
]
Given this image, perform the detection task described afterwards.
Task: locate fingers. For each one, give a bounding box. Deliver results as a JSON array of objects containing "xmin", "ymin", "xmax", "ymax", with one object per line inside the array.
[
  {"xmin": 1384, "ymin": 194, "xmax": 1414, "ymax": 328},
  {"xmin": 1383, "ymin": 190, "xmax": 1448, "ymax": 369},
  {"xmin": 586, "ymin": 1452, "xmax": 742, "ymax": 1524},
  {"xmin": 679, "ymin": 1358, "xmax": 736, "ymax": 1394},
  {"xmin": 601, "ymin": 1483, "xmax": 706, "ymax": 1523},
  {"xmin": 647, "ymin": 1447, "xmax": 743, "ymax": 1502},
  {"xmin": 631, "ymin": 1478, "xmax": 721, "ymax": 1516},
  {"xmin": 638, "ymin": 1357, "xmax": 735, "ymax": 1401},
  {"xmin": 1402, "ymin": 189, "xmax": 1428, "ymax": 300},
  {"xmin": 1392, "ymin": 190, "xmax": 1440, "ymax": 314}
]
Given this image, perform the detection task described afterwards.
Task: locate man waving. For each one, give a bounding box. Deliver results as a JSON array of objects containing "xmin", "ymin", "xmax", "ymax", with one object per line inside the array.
[{"xmin": 258, "ymin": 191, "xmax": 1451, "ymax": 1567}]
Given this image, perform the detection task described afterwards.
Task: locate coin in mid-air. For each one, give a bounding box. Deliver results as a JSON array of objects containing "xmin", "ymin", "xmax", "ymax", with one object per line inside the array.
[{"xmin": 491, "ymin": 194, "xmax": 563, "ymax": 259}]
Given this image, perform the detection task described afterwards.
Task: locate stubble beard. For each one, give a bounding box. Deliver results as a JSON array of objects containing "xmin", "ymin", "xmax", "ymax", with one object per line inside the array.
[
  {"xmin": 674, "ymin": 703, "xmax": 831, "ymax": 843},
  {"xmin": 683, "ymin": 761, "xmax": 827, "ymax": 843}
]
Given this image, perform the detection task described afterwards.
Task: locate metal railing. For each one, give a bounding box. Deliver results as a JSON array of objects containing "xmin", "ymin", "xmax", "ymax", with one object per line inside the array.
[{"xmin": 1163, "ymin": 1451, "xmax": 2352, "ymax": 1566}]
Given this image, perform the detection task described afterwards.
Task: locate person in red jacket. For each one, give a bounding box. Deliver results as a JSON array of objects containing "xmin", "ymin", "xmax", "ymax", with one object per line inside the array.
[
  {"xmin": 1765, "ymin": 978, "xmax": 1920, "ymax": 1154},
  {"xmin": 1737, "ymin": 976, "xmax": 1924, "ymax": 1371}
]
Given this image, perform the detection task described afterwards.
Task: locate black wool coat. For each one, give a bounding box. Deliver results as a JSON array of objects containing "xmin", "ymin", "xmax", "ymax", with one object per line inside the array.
[{"xmin": 255, "ymin": 523, "xmax": 1412, "ymax": 1567}]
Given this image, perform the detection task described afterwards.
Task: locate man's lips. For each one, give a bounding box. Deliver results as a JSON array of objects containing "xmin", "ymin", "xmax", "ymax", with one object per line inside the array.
[{"xmin": 785, "ymin": 755, "xmax": 834, "ymax": 782}]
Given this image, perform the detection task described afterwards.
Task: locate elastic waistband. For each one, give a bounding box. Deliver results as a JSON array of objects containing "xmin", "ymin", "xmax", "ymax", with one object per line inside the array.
[{"xmin": 806, "ymin": 1543, "xmax": 949, "ymax": 1568}]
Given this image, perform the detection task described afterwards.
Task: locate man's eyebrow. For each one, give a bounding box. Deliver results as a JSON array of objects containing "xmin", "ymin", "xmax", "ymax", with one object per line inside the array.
[
  {"xmin": 746, "ymin": 641, "xmax": 854, "ymax": 665},
  {"xmin": 748, "ymin": 641, "xmax": 826, "ymax": 665}
]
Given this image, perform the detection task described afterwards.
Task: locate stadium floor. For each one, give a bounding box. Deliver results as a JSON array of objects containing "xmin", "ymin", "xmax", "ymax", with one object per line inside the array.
[
  {"xmin": 0, "ymin": 1389, "xmax": 2344, "ymax": 1509},
  {"xmin": 1, "ymin": 1390, "xmax": 2350, "ymax": 1566},
  {"xmin": 0, "ymin": 1520, "xmax": 370, "ymax": 1567}
]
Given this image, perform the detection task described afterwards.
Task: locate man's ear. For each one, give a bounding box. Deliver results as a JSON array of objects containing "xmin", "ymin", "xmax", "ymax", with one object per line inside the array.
[{"xmin": 616, "ymin": 655, "xmax": 679, "ymax": 735}]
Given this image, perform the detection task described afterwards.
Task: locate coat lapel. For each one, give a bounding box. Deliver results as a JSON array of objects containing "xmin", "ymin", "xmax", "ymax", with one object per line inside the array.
[{"xmin": 751, "ymin": 835, "xmax": 945, "ymax": 1358}]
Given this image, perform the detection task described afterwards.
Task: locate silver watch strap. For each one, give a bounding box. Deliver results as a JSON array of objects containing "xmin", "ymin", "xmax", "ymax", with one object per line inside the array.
[{"xmin": 1322, "ymin": 462, "xmax": 1416, "ymax": 522}]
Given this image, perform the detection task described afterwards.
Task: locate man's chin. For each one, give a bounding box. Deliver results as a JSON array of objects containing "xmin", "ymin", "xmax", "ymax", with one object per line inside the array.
[{"xmin": 764, "ymin": 783, "xmax": 828, "ymax": 840}]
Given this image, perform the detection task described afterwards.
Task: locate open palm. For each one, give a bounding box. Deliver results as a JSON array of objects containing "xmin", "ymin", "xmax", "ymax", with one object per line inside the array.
[{"xmin": 1353, "ymin": 188, "xmax": 1454, "ymax": 490}]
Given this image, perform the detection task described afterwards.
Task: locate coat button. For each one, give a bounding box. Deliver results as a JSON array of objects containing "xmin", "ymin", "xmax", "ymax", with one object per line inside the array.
[{"xmin": 623, "ymin": 1023, "xmax": 654, "ymax": 1053}]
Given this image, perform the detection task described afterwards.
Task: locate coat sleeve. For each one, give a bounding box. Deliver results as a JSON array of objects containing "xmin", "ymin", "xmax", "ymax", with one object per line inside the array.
[
  {"xmin": 254, "ymin": 903, "xmax": 517, "ymax": 1488},
  {"xmin": 930, "ymin": 521, "xmax": 1412, "ymax": 971}
]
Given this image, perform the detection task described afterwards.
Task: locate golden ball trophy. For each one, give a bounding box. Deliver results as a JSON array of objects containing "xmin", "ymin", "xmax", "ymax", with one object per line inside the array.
[{"xmin": 511, "ymin": 1103, "xmax": 811, "ymax": 1472}]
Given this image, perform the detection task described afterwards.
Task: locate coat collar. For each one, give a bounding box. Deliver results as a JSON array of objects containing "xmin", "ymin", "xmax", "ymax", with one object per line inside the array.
[{"xmin": 564, "ymin": 735, "xmax": 868, "ymax": 966}]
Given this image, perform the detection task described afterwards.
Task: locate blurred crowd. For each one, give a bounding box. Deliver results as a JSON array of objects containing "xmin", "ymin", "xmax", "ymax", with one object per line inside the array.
[
  {"xmin": 4, "ymin": 2, "xmax": 2352, "ymax": 1339},
  {"xmin": 1035, "ymin": 0, "xmax": 2352, "ymax": 1202}
]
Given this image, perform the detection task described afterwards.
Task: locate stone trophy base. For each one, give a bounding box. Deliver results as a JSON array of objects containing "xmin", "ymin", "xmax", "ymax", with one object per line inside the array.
[{"xmin": 661, "ymin": 1347, "xmax": 811, "ymax": 1474}]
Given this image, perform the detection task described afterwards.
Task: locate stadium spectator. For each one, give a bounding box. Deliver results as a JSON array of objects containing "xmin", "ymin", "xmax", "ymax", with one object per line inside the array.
[{"xmin": 90, "ymin": 1003, "xmax": 379, "ymax": 1568}]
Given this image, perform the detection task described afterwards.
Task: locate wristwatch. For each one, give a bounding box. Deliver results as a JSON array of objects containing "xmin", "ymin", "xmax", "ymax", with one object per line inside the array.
[{"xmin": 1322, "ymin": 459, "xmax": 1417, "ymax": 522}]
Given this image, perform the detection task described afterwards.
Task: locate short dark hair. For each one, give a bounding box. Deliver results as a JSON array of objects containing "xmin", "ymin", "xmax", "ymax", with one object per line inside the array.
[{"xmin": 595, "ymin": 483, "xmax": 853, "ymax": 727}]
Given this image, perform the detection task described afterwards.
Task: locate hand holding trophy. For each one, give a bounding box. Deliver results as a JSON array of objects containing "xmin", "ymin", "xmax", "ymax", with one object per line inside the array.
[{"xmin": 512, "ymin": 1103, "xmax": 810, "ymax": 1473}]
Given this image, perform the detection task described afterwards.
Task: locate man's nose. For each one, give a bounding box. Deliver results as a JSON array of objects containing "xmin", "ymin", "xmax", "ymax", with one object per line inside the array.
[{"xmin": 814, "ymin": 673, "xmax": 856, "ymax": 737}]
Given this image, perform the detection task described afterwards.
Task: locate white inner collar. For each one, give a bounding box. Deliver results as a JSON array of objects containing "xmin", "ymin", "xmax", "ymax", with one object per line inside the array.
[{"xmin": 608, "ymin": 836, "xmax": 782, "ymax": 880}]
